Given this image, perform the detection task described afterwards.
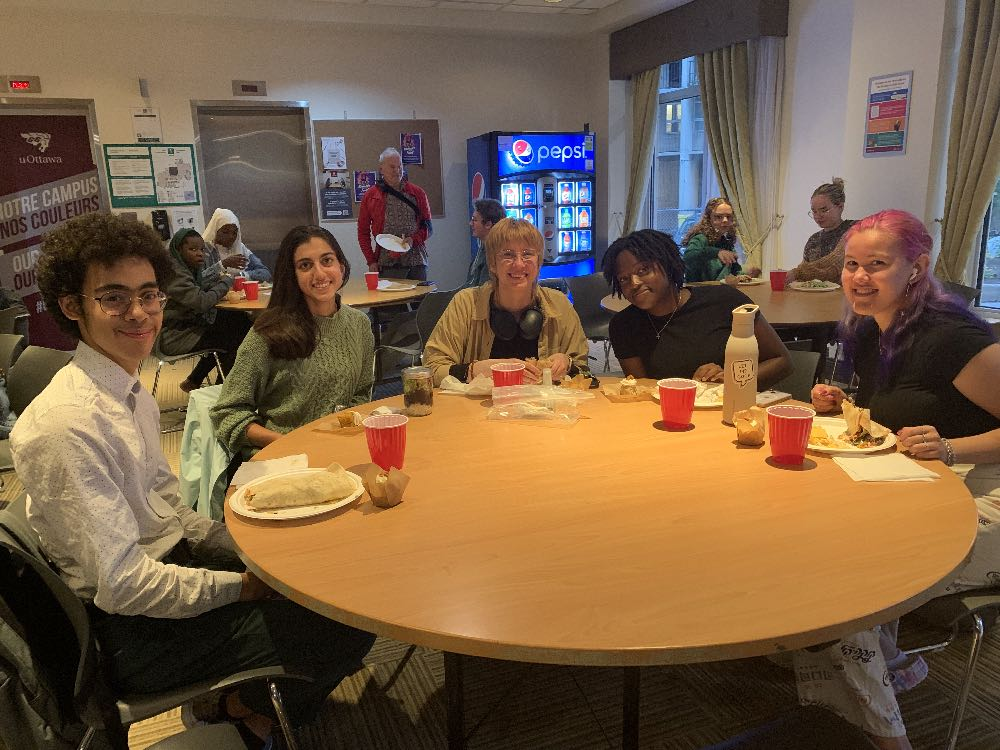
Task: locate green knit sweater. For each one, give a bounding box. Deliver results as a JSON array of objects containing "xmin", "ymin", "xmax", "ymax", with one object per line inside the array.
[{"xmin": 211, "ymin": 304, "xmax": 374, "ymax": 455}]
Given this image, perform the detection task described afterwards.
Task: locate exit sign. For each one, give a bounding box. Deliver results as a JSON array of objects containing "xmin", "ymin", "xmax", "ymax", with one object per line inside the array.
[
  {"xmin": 3, "ymin": 75, "xmax": 41, "ymax": 93},
  {"xmin": 232, "ymin": 80, "xmax": 267, "ymax": 96}
]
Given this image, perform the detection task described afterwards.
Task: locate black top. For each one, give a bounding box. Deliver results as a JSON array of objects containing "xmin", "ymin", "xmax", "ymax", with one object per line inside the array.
[
  {"xmin": 489, "ymin": 331, "xmax": 539, "ymax": 361},
  {"xmin": 609, "ymin": 285, "xmax": 753, "ymax": 380},
  {"xmin": 854, "ymin": 312, "xmax": 999, "ymax": 438}
]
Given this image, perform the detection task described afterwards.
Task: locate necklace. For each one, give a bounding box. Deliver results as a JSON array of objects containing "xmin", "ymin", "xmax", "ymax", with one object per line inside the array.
[{"xmin": 646, "ymin": 289, "xmax": 688, "ymax": 340}]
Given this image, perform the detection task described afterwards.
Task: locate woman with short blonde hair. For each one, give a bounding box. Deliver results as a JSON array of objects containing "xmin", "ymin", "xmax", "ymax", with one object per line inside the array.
[{"xmin": 423, "ymin": 218, "xmax": 589, "ymax": 386}]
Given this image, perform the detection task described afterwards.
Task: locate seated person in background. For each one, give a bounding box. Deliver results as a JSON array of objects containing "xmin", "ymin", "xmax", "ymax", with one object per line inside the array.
[
  {"xmin": 212, "ymin": 226, "xmax": 373, "ymax": 456},
  {"xmin": 797, "ymin": 210, "xmax": 1000, "ymax": 750},
  {"xmin": 423, "ymin": 218, "xmax": 589, "ymax": 386},
  {"xmin": 202, "ymin": 207, "xmax": 272, "ymax": 282},
  {"xmin": 786, "ymin": 177, "xmax": 856, "ymax": 284},
  {"xmin": 604, "ymin": 229, "xmax": 791, "ymax": 386},
  {"xmin": 682, "ymin": 198, "xmax": 761, "ymax": 282},
  {"xmin": 11, "ymin": 213, "xmax": 374, "ymax": 747},
  {"xmin": 465, "ymin": 197, "xmax": 505, "ymax": 288},
  {"xmin": 160, "ymin": 228, "xmax": 252, "ymax": 392}
]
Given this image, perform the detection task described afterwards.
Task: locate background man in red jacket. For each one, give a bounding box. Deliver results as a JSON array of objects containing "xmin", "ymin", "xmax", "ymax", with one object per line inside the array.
[{"xmin": 357, "ymin": 147, "xmax": 433, "ymax": 281}]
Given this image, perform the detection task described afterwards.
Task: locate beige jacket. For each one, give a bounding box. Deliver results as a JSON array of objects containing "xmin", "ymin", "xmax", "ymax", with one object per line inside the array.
[{"xmin": 423, "ymin": 283, "xmax": 590, "ymax": 385}]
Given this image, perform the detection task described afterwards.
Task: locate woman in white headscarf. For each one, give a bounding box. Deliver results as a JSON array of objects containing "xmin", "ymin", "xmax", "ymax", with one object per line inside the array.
[{"xmin": 202, "ymin": 208, "xmax": 272, "ymax": 282}]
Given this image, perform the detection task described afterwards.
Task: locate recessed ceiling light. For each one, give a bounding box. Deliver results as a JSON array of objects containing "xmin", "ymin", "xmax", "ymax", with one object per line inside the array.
[{"xmin": 544, "ymin": 0, "xmax": 563, "ymax": 4}]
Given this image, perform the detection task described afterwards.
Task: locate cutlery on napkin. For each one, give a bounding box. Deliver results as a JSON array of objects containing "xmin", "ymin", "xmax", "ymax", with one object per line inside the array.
[{"xmin": 832, "ymin": 453, "xmax": 940, "ymax": 482}]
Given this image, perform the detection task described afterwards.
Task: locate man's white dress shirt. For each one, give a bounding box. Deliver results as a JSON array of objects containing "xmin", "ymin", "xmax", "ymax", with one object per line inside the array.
[{"xmin": 10, "ymin": 342, "xmax": 242, "ymax": 618}]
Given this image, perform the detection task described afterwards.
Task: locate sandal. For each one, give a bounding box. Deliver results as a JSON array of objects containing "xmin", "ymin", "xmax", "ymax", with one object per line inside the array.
[{"xmin": 888, "ymin": 653, "xmax": 929, "ymax": 694}]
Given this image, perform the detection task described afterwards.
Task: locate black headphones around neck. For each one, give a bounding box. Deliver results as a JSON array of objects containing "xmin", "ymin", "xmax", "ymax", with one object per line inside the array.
[{"xmin": 490, "ymin": 299, "xmax": 544, "ymax": 341}]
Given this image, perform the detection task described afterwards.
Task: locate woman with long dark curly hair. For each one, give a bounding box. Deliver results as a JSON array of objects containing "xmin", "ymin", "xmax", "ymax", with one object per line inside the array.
[
  {"xmin": 681, "ymin": 197, "xmax": 755, "ymax": 282},
  {"xmin": 211, "ymin": 226, "xmax": 373, "ymax": 456}
]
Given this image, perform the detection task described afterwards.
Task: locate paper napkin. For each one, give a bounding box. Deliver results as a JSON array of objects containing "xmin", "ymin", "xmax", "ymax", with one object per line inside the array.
[
  {"xmin": 832, "ymin": 453, "xmax": 940, "ymax": 482},
  {"xmin": 230, "ymin": 453, "xmax": 309, "ymax": 487}
]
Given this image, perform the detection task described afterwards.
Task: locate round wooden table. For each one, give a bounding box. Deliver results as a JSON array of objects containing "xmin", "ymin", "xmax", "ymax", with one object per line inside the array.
[
  {"xmin": 600, "ymin": 282, "xmax": 845, "ymax": 326},
  {"xmin": 216, "ymin": 278, "xmax": 435, "ymax": 312},
  {"xmin": 226, "ymin": 387, "xmax": 976, "ymax": 747}
]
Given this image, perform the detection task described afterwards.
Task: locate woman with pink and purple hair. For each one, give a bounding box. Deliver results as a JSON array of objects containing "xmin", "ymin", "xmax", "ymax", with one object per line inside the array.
[{"xmin": 794, "ymin": 210, "xmax": 1000, "ymax": 749}]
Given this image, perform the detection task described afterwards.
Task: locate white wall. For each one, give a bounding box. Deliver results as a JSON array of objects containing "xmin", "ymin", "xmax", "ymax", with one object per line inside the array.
[
  {"xmin": 1, "ymin": 8, "xmax": 607, "ymax": 288},
  {"xmin": 778, "ymin": 0, "xmax": 950, "ymax": 269}
]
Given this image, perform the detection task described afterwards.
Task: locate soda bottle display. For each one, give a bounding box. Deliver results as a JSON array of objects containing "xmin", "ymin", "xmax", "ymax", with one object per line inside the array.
[
  {"xmin": 577, "ymin": 230, "xmax": 592, "ymax": 253},
  {"xmin": 521, "ymin": 208, "xmax": 537, "ymax": 226},
  {"xmin": 520, "ymin": 183, "xmax": 535, "ymax": 205},
  {"xmin": 577, "ymin": 181, "xmax": 591, "ymax": 203},
  {"xmin": 575, "ymin": 206, "xmax": 590, "ymax": 228},
  {"xmin": 560, "ymin": 231, "xmax": 576, "ymax": 253},
  {"xmin": 506, "ymin": 208, "xmax": 520, "ymax": 219},
  {"xmin": 503, "ymin": 183, "xmax": 518, "ymax": 207},
  {"xmin": 559, "ymin": 207, "xmax": 574, "ymax": 228},
  {"xmin": 558, "ymin": 181, "xmax": 575, "ymax": 204}
]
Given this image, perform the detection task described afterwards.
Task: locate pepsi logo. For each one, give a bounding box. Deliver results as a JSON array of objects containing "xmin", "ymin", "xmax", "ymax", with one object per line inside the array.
[
  {"xmin": 471, "ymin": 172, "xmax": 485, "ymax": 200},
  {"xmin": 544, "ymin": 229, "xmax": 554, "ymax": 239},
  {"xmin": 511, "ymin": 139, "xmax": 533, "ymax": 167}
]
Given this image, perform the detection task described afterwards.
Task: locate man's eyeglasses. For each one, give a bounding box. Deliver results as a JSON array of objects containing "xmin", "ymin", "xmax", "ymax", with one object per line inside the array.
[
  {"xmin": 80, "ymin": 290, "xmax": 167, "ymax": 316},
  {"xmin": 498, "ymin": 250, "xmax": 539, "ymax": 265}
]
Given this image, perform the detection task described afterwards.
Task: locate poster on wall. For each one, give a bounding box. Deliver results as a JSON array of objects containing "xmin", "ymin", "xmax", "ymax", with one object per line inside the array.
[
  {"xmin": 354, "ymin": 170, "xmax": 376, "ymax": 203},
  {"xmin": 864, "ymin": 71, "xmax": 912, "ymax": 157},
  {"xmin": 103, "ymin": 144, "xmax": 199, "ymax": 207},
  {"xmin": 400, "ymin": 132, "xmax": 423, "ymax": 165},
  {"xmin": 322, "ymin": 174, "xmax": 352, "ymax": 220},
  {"xmin": 322, "ymin": 136, "xmax": 347, "ymax": 170},
  {"xmin": 0, "ymin": 113, "xmax": 106, "ymax": 349},
  {"xmin": 130, "ymin": 107, "xmax": 163, "ymax": 143}
]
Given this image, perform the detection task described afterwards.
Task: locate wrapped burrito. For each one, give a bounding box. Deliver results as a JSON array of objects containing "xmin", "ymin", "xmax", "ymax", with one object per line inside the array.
[{"xmin": 244, "ymin": 463, "xmax": 356, "ymax": 510}]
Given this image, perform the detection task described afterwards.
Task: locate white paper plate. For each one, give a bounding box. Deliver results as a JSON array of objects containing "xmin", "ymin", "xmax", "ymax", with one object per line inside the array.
[
  {"xmin": 376, "ymin": 233, "xmax": 409, "ymax": 254},
  {"xmin": 737, "ymin": 278, "xmax": 766, "ymax": 286},
  {"xmin": 652, "ymin": 384, "xmax": 788, "ymax": 409},
  {"xmin": 229, "ymin": 468, "xmax": 364, "ymax": 520},
  {"xmin": 807, "ymin": 416, "xmax": 897, "ymax": 454},
  {"xmin": 789, "ymin": 280, "xmax": 841, "ymax": 292},
  {"xmin": 259, "ymin": 282, "xmax": 273, "ymax": 290},
  {"xmin": 377, "ymin": 280, "xmax": 417, "ymax": 292},
  {"xmin": 651, "ymin": 383, "xmax": 723, "ymax": 408}
]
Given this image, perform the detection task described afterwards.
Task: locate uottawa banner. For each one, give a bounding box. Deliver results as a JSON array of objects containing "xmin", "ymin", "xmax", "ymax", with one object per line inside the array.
[{"xmin": 0, "ymin": 114, "xmax": 106, "ymax": 349}]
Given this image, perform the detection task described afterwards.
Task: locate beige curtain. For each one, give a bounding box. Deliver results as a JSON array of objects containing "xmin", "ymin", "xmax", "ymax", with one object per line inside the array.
[
  {"xmin": 698, "ymin": 44, "xmax": 764, "ymax": 268},
  {"xmin": 748, "ymin": 37, "xmax": 785, "ymax": 271},
  {"xmin": 622, "ymin": 68, "xmax": 660, "ymax": 234},
  {"xmin": 936, "ymin": 0, "xmax": 1000, "ymax": 284}
]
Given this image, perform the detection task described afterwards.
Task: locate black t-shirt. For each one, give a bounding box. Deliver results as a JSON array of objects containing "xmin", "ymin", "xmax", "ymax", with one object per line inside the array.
[
  {"xmin": 608, "ymin": 285, "xmax": 753, "ymax": 380},
  {"xmin": 855, "ymin": 312, "xmax": 999, "ymax": 438},
  {"xmin": 489, "ymin": 331, "xmax": 539, "ymax": 360}
]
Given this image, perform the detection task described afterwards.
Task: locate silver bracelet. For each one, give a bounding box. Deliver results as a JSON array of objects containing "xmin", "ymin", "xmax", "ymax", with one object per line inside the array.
[{"xmin": 941, "ymin": 437, "xmax": 956, "ymax": 467}]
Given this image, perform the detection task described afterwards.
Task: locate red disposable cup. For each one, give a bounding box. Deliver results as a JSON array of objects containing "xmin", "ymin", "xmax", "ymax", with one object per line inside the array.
[
  {"xmin": 232, "ymin": 275, "xmax": 245, "ymax": 292},
  {"xmin": 657, "ymin": 378, "xmax": 698, "ymax": 428},
  {"xmin": 243, "ymin": 280, "xmax": 260, "ymax": 301},
  {"xmin": 766, "ymin": 405, "xmax": 815, "ymax": 465},
  {"xmin": 365, "ymin": 271, "xmax": 379, "ymax": 291},
  {"xmin": 770, "ymin": 270, "xmax": 788, "ymax": 291},
  {"xmin": 491, "ymin": 362, "xmax": 525, "ymax": 387},
  {"xmin": 363, "ymin": 414, "xmax": 408, "ymax": 470}
]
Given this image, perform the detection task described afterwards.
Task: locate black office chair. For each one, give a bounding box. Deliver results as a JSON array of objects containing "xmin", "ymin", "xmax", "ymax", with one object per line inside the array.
[
  {"xmin": 897, "ymin": 588, "xmax": 1000, "ymax": 750},
  {"xmin": 0, "ymin": 494, "xmax": 311, "ymax": 750},
  {"xmin": 0, "ymin": 305, "xmax": 30, "ymax": 341},
  {"xmin": 0, "ymin": 345, "xmax": 74, "ymax": 473},
  {"xmin": 374, "ymin": 289, "xmax": 458, "ymax": 383},
  {"xmin": 566, "ymin": 273, "xmax": 614, "ymax": 372},
  {"xmin": 773, "ymin": 349, "xmax": 821, "ymax": 402},
  {"xmin": 939, "ymin": 280, "xmax": 979, "ymax": 307},
  {"xmin": 0, "ymin": 333, "xmax": 26, "ymax": 377}
]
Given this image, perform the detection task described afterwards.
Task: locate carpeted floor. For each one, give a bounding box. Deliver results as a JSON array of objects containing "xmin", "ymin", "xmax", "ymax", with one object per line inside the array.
[{"xmin": 4, "ymin": 345, "xmax": 1000, "ymax": 749}]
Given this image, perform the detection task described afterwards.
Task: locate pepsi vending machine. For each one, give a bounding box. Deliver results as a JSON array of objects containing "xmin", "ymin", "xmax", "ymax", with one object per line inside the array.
[{"xmin": 467, "ymin": 131, "xmax": 596, "ymax": 279}]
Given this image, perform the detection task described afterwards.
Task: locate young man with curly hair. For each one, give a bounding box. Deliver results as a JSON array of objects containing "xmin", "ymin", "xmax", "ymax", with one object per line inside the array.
[{"xmin": 10, "ymin": 213, "xmax": 374, "ymax": 747}]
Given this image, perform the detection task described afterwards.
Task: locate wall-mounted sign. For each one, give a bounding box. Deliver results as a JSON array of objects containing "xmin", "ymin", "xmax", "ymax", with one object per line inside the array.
[
  {"xmin": 2, "ymin": 75, "xmax": 41, "ymax": 94},
  {"xmin": 497, "ymin": 132, "xmax": 595, "ymax": 178},
  {"xmin": 103, "ymin": 144, "xmax": 199, "ymax": 207},
  {"xmin": 354, "ymin": 170, "xmax": 376, "ymax": 203},
  {"xmin": 864, "ymin": 71, "xmax": 912, "ymax": 157},
  {"xmin": 130, "ymin": 107, "xmax": 162, "ymax": 143}
]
